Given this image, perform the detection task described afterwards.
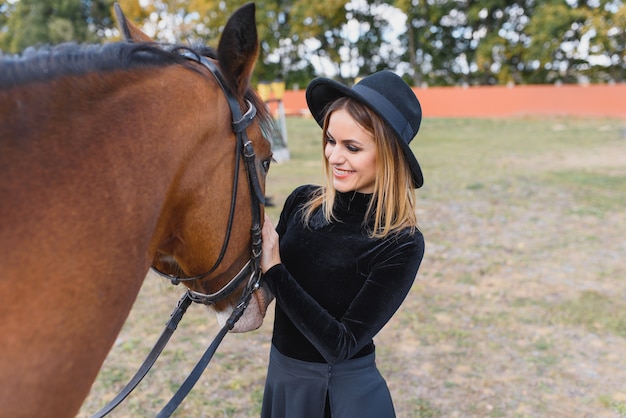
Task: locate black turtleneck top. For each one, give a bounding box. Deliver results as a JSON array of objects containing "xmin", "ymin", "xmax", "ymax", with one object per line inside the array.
[{"xmin": 262, "ymin": 185, "xmax": 425, "ymax": 365}]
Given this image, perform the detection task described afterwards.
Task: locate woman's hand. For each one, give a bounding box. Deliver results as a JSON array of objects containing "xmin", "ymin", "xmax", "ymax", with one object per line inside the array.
[{"xmin": 261, "ymin": 214, "xmax": 281, "ymax": 274}]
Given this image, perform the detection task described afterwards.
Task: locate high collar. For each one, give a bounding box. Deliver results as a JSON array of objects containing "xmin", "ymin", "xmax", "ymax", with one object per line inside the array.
[{"xmin": 334, "ymin": 190, "xmax": 373, "ymax": 218}]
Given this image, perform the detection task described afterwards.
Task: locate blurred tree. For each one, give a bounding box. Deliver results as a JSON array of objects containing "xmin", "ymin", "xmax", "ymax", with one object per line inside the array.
[
  {"xmin": 344, "ymin": 0, "xmax": 401, "ymax": 79},
  {"xmin": 467, "ymin": 1, "xmax": 536, "ymax": 85},
  {"xmin": 524, "ymin": 0, "xmax": 587, "ymax": 83},
  {"xmin": 394, "ymin": 0, "xmax": 467, "ymax": 85},
  {"xmin": 396, "ymin": 0, "xmax": 624, "ymax": 85},
  {"xmin": 288, "ymin": 0, "xmax": 351, "ymax": 79},
  {"xmin": 114, "ymin": 0, "xmax": 626, "ymax": 85},
  {"xmin": 583, "ymin": 0, "xmax": 626, "ymax": 82},
  {"xmin": 0, "ymin": 0, "xmax": 115, "ymax": 53},
  {"xmin": 3, "ymin": 0, "xmax": 622, "ymax": 85}
]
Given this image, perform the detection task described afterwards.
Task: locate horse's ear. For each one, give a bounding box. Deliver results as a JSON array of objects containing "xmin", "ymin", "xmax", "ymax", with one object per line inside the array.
[
  {"xmin": 114, "ymin": 3, "xmax": 153, "ymax": 43},
  {"xmin": 217, "ymin": 3, "xmax": 259, "ymax": 97}
]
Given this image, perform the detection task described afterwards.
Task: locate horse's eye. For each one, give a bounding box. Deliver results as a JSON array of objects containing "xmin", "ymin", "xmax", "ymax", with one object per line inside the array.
[{"xmin": 262, "ymin": 158, "xmax": 272, "ymax": 173}]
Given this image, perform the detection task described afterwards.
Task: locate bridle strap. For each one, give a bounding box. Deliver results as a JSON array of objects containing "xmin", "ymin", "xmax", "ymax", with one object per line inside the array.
[
  {"xmin": 90, "ymin": 293, "xmax": 193, "ymax": 418},
  {"xmin": 152, "ymin": 51, "xmax": 267, "ymax": 417},
  {"xmin": 193, "ymin": 52, "xmax": 266, "ymax": 206},
  {"xmin": 186, "ymin": 259, "xmax": 252, "ymax": 304},
  {"xmin": 149, "ymin": 100, "xmax": 256, "ymax": 285},
  {"xmin": 156, "ymin": 283, "xmax": 255, "ymax": 417},
  {"xmin": 150, "ymin": 49, "xmax": 265, "ymax": 306},
  {"xmin": 91, "ymin": 49, "xmax": 266, "ymax": 417},
  {"xmin": 92, "ymin": 279, "xmax": 259, "ymax": 418}
]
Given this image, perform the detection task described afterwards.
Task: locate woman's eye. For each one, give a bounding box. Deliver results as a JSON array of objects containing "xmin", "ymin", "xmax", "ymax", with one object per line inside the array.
[
  {"xmin": 346, "ymin": 145, "xmax": 359, "ymax": 152},
  {"xmin": 325, "ymin": 136, "xmax": 336, "ymax": 145}
]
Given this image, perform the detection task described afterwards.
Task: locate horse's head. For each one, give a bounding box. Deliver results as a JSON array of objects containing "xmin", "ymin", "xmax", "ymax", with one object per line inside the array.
[{"xmin": 115, "ymin": 3, "xmax": 274, "ymax": 332}]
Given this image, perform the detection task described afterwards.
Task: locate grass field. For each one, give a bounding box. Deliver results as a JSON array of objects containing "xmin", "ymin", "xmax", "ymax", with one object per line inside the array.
[{"xmin": 79, "ymin": 116, "xmax": 626, "ymax": 417}]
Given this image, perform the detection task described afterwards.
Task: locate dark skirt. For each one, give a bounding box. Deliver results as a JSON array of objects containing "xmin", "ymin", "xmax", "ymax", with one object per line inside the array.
[{"xmin": 261, "ymin": 344, "xmax": 395, "ymax": 418}]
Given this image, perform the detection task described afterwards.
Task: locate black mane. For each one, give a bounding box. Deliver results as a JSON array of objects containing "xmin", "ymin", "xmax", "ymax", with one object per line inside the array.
[
  {"xmin": 0, "ymin": 41, "xmax": 278, "ymax": 145},
  {"xmin": 0, "ymin": 42, "xmax": 217, "ymax": 89}
]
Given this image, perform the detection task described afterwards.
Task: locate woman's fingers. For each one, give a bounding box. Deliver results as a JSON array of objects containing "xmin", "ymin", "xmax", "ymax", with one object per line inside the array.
[{"xmin": 261, "ymin": 215, "xmax": 280, "ymax": 273}]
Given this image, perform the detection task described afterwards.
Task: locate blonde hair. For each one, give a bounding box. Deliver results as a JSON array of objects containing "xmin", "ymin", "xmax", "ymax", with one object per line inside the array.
[{"xmin": 302, "ymin": 97, "xmax": 418, "ymax": 238}]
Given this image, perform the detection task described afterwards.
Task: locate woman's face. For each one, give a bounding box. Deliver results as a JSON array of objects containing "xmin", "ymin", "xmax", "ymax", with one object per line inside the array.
[{"xmin": 324, "ymin": 108, "xmax": 378, "ymax": 194}]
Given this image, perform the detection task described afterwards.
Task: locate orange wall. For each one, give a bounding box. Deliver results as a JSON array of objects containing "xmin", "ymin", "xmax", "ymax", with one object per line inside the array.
[{"xmin": 280, "ymin": 84, "xmax": 626, "ymax": 118}]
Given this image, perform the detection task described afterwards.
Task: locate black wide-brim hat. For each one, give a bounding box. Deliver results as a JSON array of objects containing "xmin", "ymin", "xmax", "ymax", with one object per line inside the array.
[{"xmin": 306, "ymin": 70, "xmax": 423, "ymax": 188}]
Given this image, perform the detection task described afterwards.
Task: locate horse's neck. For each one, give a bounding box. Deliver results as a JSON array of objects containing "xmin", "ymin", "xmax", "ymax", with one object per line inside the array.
[
  {"xmin": 3, "ymin": 65, "xmax": 223, "ymax": 231},
  {"xmin": 2, "ymin": 68, "xmax": 225, "ymax": 289},
  {"xmin": 0, "ymin": 65, "xmax": 228, "ymax": 416}
]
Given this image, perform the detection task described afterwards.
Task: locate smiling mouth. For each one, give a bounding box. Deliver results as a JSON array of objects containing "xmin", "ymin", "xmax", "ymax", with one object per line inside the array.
[{"xmin": 333, "ymin": 167, "xmax": 354, "ymax": 176}]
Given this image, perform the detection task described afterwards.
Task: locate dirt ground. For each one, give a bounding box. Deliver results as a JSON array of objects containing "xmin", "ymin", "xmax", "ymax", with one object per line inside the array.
[{"xmin": 386, "ymin": 138, "xmax": 626, "ymax": 417}]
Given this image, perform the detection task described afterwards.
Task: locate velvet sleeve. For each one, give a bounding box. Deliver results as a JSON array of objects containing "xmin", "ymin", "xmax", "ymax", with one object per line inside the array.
[{"xmin": 262, "ymin": 232, "xmax": 424, "ymax": 365}]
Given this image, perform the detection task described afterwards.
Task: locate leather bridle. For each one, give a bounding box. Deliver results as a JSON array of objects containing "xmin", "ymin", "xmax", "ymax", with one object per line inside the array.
[
  {"xmin": 91, "ymin": 48, "xmax": 268, "ymax": 418},
  {"xmin": 150, "ymin": 48, "xmax": 266, "ymax": 305}
]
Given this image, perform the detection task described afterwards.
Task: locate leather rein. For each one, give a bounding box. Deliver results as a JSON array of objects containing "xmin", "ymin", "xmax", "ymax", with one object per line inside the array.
[{"xmin": 91, "ymin": 49, "xmax": 266, "ymax": 418}]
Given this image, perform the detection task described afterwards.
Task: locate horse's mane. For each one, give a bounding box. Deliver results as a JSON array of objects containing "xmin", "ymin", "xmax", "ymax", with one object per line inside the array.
[
  {"xmin": 0, "ymin": 42, "xmax": 216, "ymax": 89},
  {"xmin": 0, "ymin": 41, "xmax": 277, "ymax": 145}
]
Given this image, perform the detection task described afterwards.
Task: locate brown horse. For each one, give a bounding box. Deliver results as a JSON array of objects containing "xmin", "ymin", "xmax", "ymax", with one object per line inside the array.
[{"xmin": 0, "ymin": 4, "xmax": 274, "ymax": 417}]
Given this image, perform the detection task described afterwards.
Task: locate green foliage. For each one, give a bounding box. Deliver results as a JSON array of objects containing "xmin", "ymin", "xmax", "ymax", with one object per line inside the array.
[
  {"xmin": 1, "ymin": 0, "xmax": 624, "ymax": 85},
  {"xmin": 0, "ymin": 0, "xmax": 115, "ymax": 53},
  {"xmin": 398, "ymin": 0, "xmax": 625, "ymax": 85},
  {"xmin": 585, "ymin": 1, "xmax": 626, "ymax": 82}
]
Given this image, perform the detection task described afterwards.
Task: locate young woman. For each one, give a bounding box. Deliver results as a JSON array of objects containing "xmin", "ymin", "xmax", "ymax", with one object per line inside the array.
[{"xmin": 260, "ymin": 70, "xmax": 425, "ymax": 418}]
